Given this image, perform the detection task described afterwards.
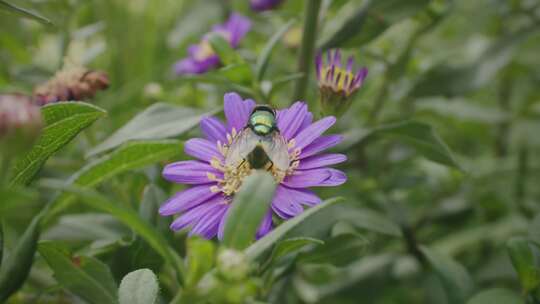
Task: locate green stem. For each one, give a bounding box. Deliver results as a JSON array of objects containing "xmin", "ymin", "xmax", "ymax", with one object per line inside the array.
[
  {"xmin": 515, "ymin": 144, "xmax": 530, "ymax": 216},
  {"xmin": 293, "ymin": 0, "xmax": 322, "ymax": 103},
  {"xmin": 0, "ymin": 154, "xmax": 11, "ymax": 185}
]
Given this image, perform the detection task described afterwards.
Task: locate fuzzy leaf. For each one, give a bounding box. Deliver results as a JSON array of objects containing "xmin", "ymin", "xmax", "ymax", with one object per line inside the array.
[
  {"xmin": 223, "ymin": 171, "xmax": 277, "ymax": 250},
  {"xmin": 245, "ymin": 197, "xmax": 344, "ymax": 260},
  {"xmin": 119, "ymin": 269, "xmax": 159, "ymax": 304},
  {"xmin": 48, "ymin": 140, "xmax": 182, "ymax": 219},
  {"xmin": 10, "ymin": 102, "xmax": 106, "ymax": 186},
  {"xmin": 87, "ymin": 103, "xmax": 213, "ymax": 157},
  {"xmin": 38, "ymin": 241, "xmax": 118, "ymax": 304}
]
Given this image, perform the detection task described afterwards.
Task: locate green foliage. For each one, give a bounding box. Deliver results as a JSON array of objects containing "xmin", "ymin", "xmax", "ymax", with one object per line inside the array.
[
  {"xmin": 10, "ymin": 102, "xmax": 106, "ymax": 186},
  {"xmin": 1, "ymin": 0, "xmax": 540, "ymax": 303},
  {"xmin": 38, "ymin": 241, "xmax": 118, "ymax": 304},
  {"xmin": 49, "ymin": 140, "xmax": 183, "ymax": 218},
  {"xmin": 467, "ymin": 288, "xmax": 524, "ymax": 304},
  {"xmin": 87, "ymin": 103, "xmax": 212, "ymax": 157},
  {"xmin": 246, "ymin": 198, "xmax": 344, "ymax": 260},
  {"xmin": 223, "ymin": 171, "xmax": 277, "ymax": 250},
  {"xmin": 0, "ymin": 210, "xmax": 44, "ymax": 302},
  {"xmin": 119, "ymin": 269, "xmax": 159, "ymax": 304}
]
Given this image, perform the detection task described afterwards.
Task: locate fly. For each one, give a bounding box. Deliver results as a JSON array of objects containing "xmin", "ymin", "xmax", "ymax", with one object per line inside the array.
[{"xmin": 224, "ymin": 105, "xmax": 290, "ymax": 174}]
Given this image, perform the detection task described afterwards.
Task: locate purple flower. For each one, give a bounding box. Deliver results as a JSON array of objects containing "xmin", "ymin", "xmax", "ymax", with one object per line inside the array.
[
  {"xmin": 174, "ymin": 13, "xmax": 251, "ymax": 75},
  {"xmin": 159, "ymin": 92, "xmax": 347, "ymax": 240},
  {"xmin": 316, "ymin": 49, "xmax": 368, "ymax": 116},
  {"xmin": 250, "ymin": 0, "xmax": 284, "ymax": 11}
]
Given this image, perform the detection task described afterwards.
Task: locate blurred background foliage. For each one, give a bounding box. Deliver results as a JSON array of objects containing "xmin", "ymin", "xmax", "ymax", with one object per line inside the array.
[{"xmin": 1, "ymin": 0, "xmax": 540, "ymax": 303}]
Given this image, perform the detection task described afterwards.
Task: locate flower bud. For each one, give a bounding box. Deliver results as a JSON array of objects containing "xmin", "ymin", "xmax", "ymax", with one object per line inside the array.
[
  {"xmin": 0, "ymin": 94, "xmax": 43, "ymax": 155},
  {"xmin": 33, "ymin": 63, "xmax": 109, "ymax": 105},
  {"xmin": 316, "ymin": 49, "xmax": 368, "ymax": 117},
  {"xmin": 216, "ymin": 248, "xmax": 250, "ymax": 281}
]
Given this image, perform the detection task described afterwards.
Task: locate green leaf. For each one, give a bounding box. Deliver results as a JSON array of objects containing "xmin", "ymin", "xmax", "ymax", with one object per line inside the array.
[
  {"xmin": 38, "ymin": 241, "xmax": 118, "ymax": 304},
  {"xmin": 0, "ymin": 210, "xmax": 44, "ymax": 302},
  {"xmin": 185, "ymin": 238, "xmax": 216, "ymax": 288},
  {"xmin": 421, "ymin": 246, "xmax": 474, "ymax": 304},
  {"xmin": 297, "ymin": 234, "xmax": 368, "ymax": 267},
  {"xmin": 411, "ymin": 27, "xmax": 537, "ymax": 97},
  {"xmin": 272, "ymin": 237, "xmax": 324, "ymax": 262},
  {"xmin": 245, "ymin": 197, "xmax": 344, "ymax": 260},
  {"xmin": 40, "ymin": 181, "xmax": 184, "ymax": 282},
  {"xmin": 119, "ymin": 269, "xmax": 159, "ymax": 304},
  {"xmin": 506, "ymin": 237, "xmax": 540, "ymax": 293},
  {"xmin": 0, "ymin": 186, "xmax": 38, "ymax": 219},
  {"xmin": 48, "ymin": 140, "xmax": 182, "ymax": 220},
  {"xmin": 339, "ymin": 207, "xmax": 402, "ymax": 237},
  {"xmin": 139, "ymin": 184, "xmax": 168, "ymax": 226},
  {"xmin": 466, "ymin": 288, "xmax": 524, "ymax": 304},
  {"xmin": 255, "ymin": 20, "xmax": 295, "ymax": 81},
  {"xmin": 0, "ymin": 0, "xmax": 53, "ymax": 25},
  {"xmin": 10, "ymin": 102, "xmax": 106, "ymax": 186},
  {"xmin": 208, "ymin": 33, "xmax": 242, "ymax": 66},
  {"xmin": 87, "ymin": 103, "xmax": 213, "ymax": 157},
  {"xmin": 223, "ymin": 171, "xmax": 277, "ymax": 250},
  {"xmin": 353, "ymin": 121, "xmax": 461, "ymax": 170},
  {"xmin": 529, "ymin": 214, "xmax": 540, "ymax": 248},
  {"xmin": 320, "ymin": 0, "xmax": 430, "ymax": 49}
]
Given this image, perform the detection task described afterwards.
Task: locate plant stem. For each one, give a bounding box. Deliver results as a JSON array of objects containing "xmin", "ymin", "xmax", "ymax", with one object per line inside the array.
[
  {"xmin": 293, "ymin": 0, "xmax": 322, "ymax": 103},
  {"xmin": 515, "ymin": 144, "xmax": 530, "ymax": 216}
]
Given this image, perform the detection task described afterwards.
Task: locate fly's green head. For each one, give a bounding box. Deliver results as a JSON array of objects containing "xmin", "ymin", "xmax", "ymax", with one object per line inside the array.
[{"xmin": 248, "ymin": 105, "xmax": 277, "ymax": 136}]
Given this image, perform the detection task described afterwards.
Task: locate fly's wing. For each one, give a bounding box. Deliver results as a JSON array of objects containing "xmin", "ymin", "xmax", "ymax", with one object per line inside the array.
[
  {"xmin": 260, "ymin": 132, "xmax": 290, "ymax": 172},
  {"xmin": 224, "ymin": 128, "xmax": 259, "ymax": 168}
]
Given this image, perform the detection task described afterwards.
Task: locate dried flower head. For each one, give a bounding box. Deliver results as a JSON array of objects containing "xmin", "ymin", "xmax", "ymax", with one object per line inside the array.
[
  {"xmin": 316, "ymin": 49, "xmax": 368, "ymax": 116},
  {"xmin": 0, "ymin": 94, "xmax": 43, "ymax": 154},
  {"xmin": 33, "ymin": 63, "xmax": 109, "ymax": 105}
]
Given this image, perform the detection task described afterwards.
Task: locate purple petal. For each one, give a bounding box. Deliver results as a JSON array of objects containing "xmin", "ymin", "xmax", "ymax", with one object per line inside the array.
[
  {"xmin": 293, "ymin": 116, "xmax": 336, "ymax": 150},
  {"xmin": 170, "ymin": 199, "xmax": 222, "ymax": 231},
  {"xmin": 159, "ymin": 185, "xmax": 219, "ymax": 216},
  {"xmin": 217, "ymin": 205, "xmax": 231, "ymax": 240},
  {"xmin": 256, "ymin": 210, "xmax": 273, "ymax": 239},
  {"xmin": 354, "ymin": 67, "xmax": 369, "ymax": 87},
  {"xmin": 200, "ymin": 116, "xmax": 227, "ymax": 143},
  {"xmin": 298, "ymin": 153, "xmax": 347, "ymax": 170},
  {"xmin": 190, "ymin": 203, "xmax": 228, "ymax": 239},
  {"xmin": 281, "ymin": 168, "xmax": 331, "ymax": 188},
  {"xmin": 278, "ymin": 186, "xmax": 321, "ymax": 207},
  {"xmin": 185, "ymin": 138, "xmax": 222, "ymax": 162},
  {"xmin": 250, "ymin": 0, "xmax": 284, "ymax": 11},
  {"xmin": 277, "ymin": 101, "xmax": 308, "ymax": 140},
  {"xmin": 162, "ymin": 160, "xmax": 222, "ymax": 184},
  {"xmin": 319, "ymin": 169, "xmax": 347, "ymax": 186},
  {"xmin": 174, "ymin": 55, "xmax": 220, "ymax": 75},
  {"xmin": 271, "ymin": 185, "xmax": 305, "ymax": 219},
  {"xmin": 300, "ymin": 135, "xmax": 343, "ymax": 158},
  {"xmin": 224, "ymin": 92, "xmax": 255, "ymax": 131},
  {"xmin": 346, "ymin": 56, "xmax": 354, "ymax": 72},
  {"xmin": 225, "ymin": 13, "xmax": 251, "ymax": 47}
]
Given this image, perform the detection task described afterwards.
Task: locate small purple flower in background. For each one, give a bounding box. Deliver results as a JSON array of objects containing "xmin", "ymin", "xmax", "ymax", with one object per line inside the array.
[
  {"xmin": 159, "ymin": 92, "xmax": 347, "ymax": 239},
  {"xmin": 316, "ymin": 49, "xmax": 368, "ymax": 117},
  {"xmin": 174, "ymin": 13, "xmax": 251, "ymax": 75},
  {"xmin": 250, "ymin": 0, "xmax": 284, "ymax": 11}
]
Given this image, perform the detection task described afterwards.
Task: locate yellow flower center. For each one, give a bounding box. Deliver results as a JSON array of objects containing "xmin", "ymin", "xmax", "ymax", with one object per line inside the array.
[
  {"xmin": 320, "ymin": 66, "xmax": 356, "ymax": 96},
  {"xmin": 207, "ymin": 128, "xmax": 300, "ymax": 197}
]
